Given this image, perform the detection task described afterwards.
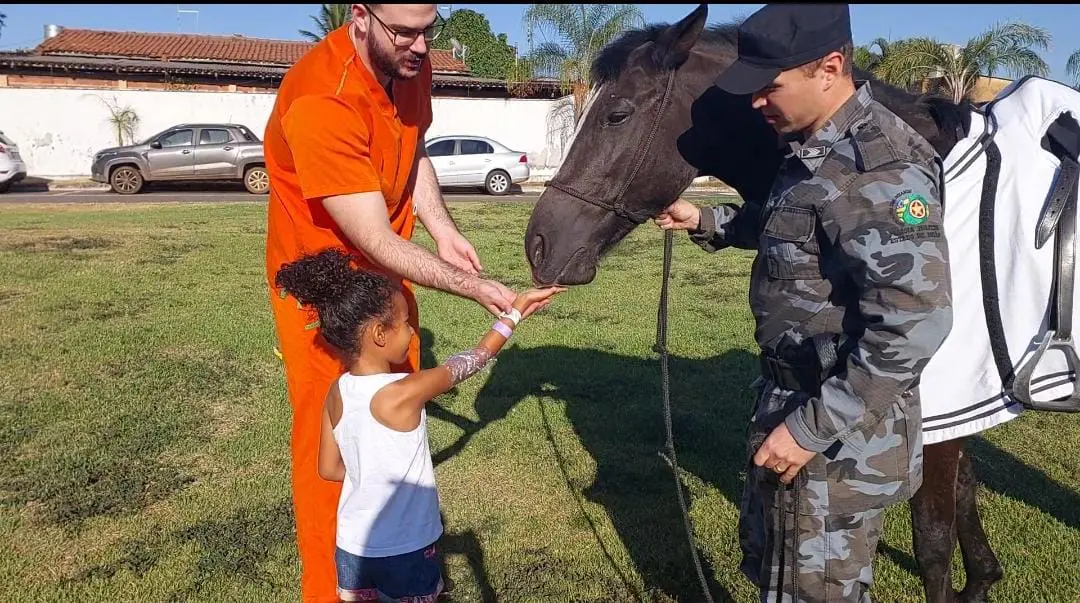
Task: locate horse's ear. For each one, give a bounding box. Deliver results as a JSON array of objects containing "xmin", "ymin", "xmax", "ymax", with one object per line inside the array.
[{"xmin": 653, "ymin": 3, "xmax": 708, "ymax": 70}]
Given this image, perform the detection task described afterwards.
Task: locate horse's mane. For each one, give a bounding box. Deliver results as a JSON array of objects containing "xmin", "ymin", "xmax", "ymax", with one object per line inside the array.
[
  {"xmin": 591, "ymin": 21, "xmax": 974, "ymax": 153},
  {"xmin": 591, "ymin": 23, "xmax": 739, "ymax": 85}
]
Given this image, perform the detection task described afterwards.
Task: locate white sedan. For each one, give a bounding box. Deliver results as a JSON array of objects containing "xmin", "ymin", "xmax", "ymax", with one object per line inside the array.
[
  {"xmin": 0, "ymin": 130, "xmax": 28, "ymax": 193},
  {"xmin": 425, "ymin": 135, "xmax": 530, "ymax": 195}
]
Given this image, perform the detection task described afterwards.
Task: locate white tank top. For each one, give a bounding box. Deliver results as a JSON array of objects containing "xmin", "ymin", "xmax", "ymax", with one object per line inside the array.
[{"xmin": 333, "ymin": 372, "xmax": 442, "ymax": 558}]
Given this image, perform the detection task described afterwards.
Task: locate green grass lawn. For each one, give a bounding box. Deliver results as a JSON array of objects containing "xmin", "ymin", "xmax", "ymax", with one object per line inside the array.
[{"xmin": 1, "ymin": 200, "xmax": 1079, "ymax": 602}]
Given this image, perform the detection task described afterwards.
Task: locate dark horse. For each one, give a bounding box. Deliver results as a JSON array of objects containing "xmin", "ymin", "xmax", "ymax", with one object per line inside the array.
[{"xmin": 524, "ymin": 5, "xmax": 1002, "ymax": 602}]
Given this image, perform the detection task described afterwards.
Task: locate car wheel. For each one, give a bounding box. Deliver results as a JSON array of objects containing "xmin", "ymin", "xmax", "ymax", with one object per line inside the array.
[
  {"xmin": 0, "ymin": 180, "xmax": 11, "ymax": 194},
  {"xmin": 484, "ymin": 170, "xmax": 510, "ymax": 196},
  {"xmin": 244, "ymin": 166, "xmax": 270, "ymax": 194},
  {"xmin": 110, "ymin": 166, "xmax": 143, "ymax": 194}
]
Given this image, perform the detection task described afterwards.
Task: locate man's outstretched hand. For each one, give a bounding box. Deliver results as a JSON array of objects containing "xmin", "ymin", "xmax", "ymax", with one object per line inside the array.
[{"xmin": 438, "ymin": 231, "xmax": 484, "ymax": 274}]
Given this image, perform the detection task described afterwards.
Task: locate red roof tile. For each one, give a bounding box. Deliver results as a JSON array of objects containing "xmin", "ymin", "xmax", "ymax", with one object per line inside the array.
[{"xmin": 33, "ymin": 27, "xmax": 469, "ymax": 73}]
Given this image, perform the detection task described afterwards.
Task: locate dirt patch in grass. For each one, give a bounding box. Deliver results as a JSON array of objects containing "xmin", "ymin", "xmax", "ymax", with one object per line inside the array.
[{"xmin": 0, "ymin": 235, "xmax": 118, "ymax": 254}]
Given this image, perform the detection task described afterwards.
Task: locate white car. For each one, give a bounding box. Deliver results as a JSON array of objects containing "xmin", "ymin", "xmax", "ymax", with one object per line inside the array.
[
  {"xmin": 425, "ymin": 135, "xmax": 530, "ymax": 195},
  {"xmin": 0, "ymin": 130, "xmax": 28, "ymax": 193}
]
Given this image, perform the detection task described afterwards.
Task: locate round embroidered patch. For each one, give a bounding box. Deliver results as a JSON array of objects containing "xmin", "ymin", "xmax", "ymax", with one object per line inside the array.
[{"xmin": 893, "ymin": 193, "xmax": 929, "ymax": 226}]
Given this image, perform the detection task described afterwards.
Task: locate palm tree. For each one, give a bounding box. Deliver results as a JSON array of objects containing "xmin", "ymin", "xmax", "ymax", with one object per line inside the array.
[
  {"xmin": 299, "ymin": 4, "xmax": 351, "ymax": 42},
  {"xmin": 853, "ymin": 37, "xmax": 893, "ymax": 72},
  {"xmin": 513, "ymin": 4, "xmax": 645, "ymax": 121},
  {"xmin": 874, "ymin": 21, "xmax": 1051, "ymax": 103},
  {"xmin": 1067, "ymin": 49, "xmax": 1080, "ymax": 89}
]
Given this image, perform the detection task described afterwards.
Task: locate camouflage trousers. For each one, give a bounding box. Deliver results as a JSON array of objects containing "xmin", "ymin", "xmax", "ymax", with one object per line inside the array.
[
  {"xmin": 737, "ymin": 378, "xmax": 892, "ymax": 602},
  {"xmin": 738, "ymin": 460, "xmax": 885, "ymax": 602}
]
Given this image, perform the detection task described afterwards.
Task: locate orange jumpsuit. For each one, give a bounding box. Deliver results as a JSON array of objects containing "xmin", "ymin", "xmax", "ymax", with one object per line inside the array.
[{"xmin": 263, "ymin": 24, "xmax": 432, "ymax": 602}]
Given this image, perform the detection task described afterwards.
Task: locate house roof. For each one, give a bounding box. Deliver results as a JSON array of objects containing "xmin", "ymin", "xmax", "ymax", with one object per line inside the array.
[
  {"xmin": 0, "ymin": 51, "xmax": 564, "ymax": 96},
  {"xmin": 31, "ymin": 26, "xmax": 469, "ymax": 74}
]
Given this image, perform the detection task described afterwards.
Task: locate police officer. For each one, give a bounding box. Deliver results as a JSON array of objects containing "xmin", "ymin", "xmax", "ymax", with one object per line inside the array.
[{"xmin": 656, "ymin": 4, "xmax": 953, "ymax": 601}]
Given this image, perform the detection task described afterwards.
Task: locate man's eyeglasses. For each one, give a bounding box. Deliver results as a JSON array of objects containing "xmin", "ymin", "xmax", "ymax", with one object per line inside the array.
[{"xmin": 364, "ymin": 5, "xmax": 445, "ymax": 47}]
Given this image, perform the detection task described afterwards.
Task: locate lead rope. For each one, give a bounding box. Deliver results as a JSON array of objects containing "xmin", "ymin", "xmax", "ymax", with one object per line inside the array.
[{"xmin": 654, "ymin": 228, "xmax": 716, "ymax": 603}]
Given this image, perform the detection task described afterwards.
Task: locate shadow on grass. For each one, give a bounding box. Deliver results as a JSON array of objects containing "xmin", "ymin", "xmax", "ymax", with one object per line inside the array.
[
  {"xmin": 427, "ymin": 337, "xmax": 760, "ymax": 601},
  {"xmin": 966, "ymin": 435, "xmax": 1080, "ymax": 530},
  {"xmin": 432, "ymin": 332, "xmax": 1080, "ymax": 599}
]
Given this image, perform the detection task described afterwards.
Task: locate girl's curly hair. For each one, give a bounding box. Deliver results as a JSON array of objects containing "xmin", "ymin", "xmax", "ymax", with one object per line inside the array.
[{"xmin": 274, "ymin": 248, "xmax": 398, "ymax": 357}]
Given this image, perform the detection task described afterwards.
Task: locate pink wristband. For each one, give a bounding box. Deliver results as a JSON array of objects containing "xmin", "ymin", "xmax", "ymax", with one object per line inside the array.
[{"xmin": 492, "ymin": 320, "xmax": 513, "ymax": 338}]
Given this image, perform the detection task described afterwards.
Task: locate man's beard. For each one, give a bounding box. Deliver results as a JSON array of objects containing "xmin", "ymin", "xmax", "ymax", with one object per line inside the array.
[{"xmin": 367, "ymin": 37, "xmax": 420, "ymax": 81}]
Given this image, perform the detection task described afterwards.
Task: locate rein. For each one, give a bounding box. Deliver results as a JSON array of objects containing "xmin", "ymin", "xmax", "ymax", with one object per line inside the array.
[{"xmin": 546, "ymin": 67, "xmax": 717, "ymax": 602}]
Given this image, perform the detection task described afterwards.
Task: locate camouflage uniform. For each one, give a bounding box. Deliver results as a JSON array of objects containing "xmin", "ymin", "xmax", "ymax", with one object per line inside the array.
[{"xmin": 690, "ymin": 82, "xmax": 953, "ymax": 601}]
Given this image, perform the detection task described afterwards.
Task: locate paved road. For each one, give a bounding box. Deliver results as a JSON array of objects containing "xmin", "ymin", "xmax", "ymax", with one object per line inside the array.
[
  {"xmin": 0, "ymin": 187, "xmax": 732, "ymax": 205},
  {"xmin": 0, "ymin": 189, "xmax": 543, "ymax": 204}
]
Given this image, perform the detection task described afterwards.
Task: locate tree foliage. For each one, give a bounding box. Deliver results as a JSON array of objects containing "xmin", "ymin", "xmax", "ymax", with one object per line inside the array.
[
  {"xmin": 299, "ymin": 4, "xmax": 351, "ymax": 42},
  {"xmin": 873, "ymin": 21, "xmax": 1051, "ymax": 103},
  {"xmin": 1068, "ymin": 49, "xmax": 1080, "ymax": 90},
  {"xmin": 509, "ymin": 4, "xmax": 645, "ymax": 118},
  {"xmin": 431, "ymin": 9, "xmax": 516, "ymax": 79}
]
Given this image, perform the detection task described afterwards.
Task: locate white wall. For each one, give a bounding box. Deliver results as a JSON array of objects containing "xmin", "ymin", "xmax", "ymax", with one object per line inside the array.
[{"xmin": 0, "ymin": 87, "xmax": 573, "ymax": 179}]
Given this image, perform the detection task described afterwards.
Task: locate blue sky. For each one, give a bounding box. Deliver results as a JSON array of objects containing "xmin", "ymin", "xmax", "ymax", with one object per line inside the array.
[{"xmin": 1, "ymin": 4, "xmax": 1077, "ymax": 84}]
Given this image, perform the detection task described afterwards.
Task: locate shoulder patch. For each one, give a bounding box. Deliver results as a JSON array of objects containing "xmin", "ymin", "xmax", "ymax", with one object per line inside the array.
[
  {"xmin": 892, "ymin": 190, "xmax": 930, "ymax": 226},
  {"xmin": 851, "ymin": 121, "xmax": 903, "ymax": 172}
]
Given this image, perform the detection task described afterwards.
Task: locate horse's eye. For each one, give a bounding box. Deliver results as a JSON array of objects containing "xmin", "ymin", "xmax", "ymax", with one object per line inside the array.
[{"xmin": 603, "ymin": 101, "xmax": 635, "ymax": 127}]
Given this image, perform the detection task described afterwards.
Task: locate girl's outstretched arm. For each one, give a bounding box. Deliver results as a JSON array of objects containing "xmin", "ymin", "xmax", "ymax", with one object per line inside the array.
[
  {"xmin": 372, "ymin": 287, "xmax": 564, "ymax": 431},
  {"xmin": 318, "ymin": 381, "xmax": 346, "ymax": 481}
]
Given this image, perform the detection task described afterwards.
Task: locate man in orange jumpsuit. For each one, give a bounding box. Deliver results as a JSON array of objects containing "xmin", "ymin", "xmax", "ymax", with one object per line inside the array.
[{"xmin": 263, "ymin": 5, "xmax": 517, "ymax": 600}]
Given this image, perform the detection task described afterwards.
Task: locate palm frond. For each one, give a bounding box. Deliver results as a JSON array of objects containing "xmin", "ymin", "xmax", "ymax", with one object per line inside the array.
[{"xmin": 1067, "ymin": 49, "xmax": 1080, "ymax": 88}]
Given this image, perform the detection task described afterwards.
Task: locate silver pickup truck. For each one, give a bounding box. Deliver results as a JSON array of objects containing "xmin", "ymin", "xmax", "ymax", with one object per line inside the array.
[{"xmin": 91, "ymin": 123, "xmax": 268, "ymax": 195}]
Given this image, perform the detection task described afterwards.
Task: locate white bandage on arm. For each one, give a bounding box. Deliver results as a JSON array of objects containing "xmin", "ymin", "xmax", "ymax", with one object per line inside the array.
[{"xmin": 443, "ymin": 347, "xmax": 495, "ymax": 385}]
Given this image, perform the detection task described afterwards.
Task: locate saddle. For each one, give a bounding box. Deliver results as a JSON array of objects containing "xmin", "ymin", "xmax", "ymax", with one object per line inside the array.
[
  {"xmin": 952, "ymin": 77, "xmax": 1080, "ymax": 413},
  {"xmin": 1013, "ymin": 113, "xmax": 1080, "ymax": 411}
]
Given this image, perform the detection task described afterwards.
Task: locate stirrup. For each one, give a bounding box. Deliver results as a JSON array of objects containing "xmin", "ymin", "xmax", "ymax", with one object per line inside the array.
[{"xmin": 1012, "ymin": 330, "xmax": 1080, "ymax": 412}]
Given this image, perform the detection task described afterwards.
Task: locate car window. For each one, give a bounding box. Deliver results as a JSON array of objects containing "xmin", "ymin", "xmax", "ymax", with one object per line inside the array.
[
  {"xmin": 238, "ymin": 126, "xmax": 260, "ymax": 142},
  {"xmin": 160, "ymin": 129, "xmax": 193, "ymax": 148},
  {"xmin": 199, "ymin": 129, "xmax": 233, "ymax": 145},
  {"xmin": 459, "ymin": 140, "xmax": 493, "ymax": 155},
  {"xmin": 427, "ymin": 139, "xmax": 456, "ymax": 157}
]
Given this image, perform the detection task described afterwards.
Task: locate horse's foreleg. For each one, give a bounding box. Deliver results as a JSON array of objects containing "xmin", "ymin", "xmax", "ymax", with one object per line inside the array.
[
  {"xmin": 911, "ymin": 438, "xmax": 963, "ymax": 603},
  {"xmin": 954, "ymin": 442, "xmax": 1003, "ymax": 603}
]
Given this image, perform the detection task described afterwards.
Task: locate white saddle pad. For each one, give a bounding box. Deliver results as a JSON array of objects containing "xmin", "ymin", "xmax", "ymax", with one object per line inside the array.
[{"xmin": 919, "ymin": 75, "xmax": 1080, "ymax": 444}]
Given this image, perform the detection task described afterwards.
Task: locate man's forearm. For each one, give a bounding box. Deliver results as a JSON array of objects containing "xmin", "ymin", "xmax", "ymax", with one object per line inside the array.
[
  {"xmin": 362, "ymin": 230, "xmax": 478, "ymax": 298},
  {"xmin": 322, "ymin": 192, "xmax": 480, "ymax": 298},
  {"xmin": 413, "ymin": 156, "xmax": 459, "ymax": 241}
]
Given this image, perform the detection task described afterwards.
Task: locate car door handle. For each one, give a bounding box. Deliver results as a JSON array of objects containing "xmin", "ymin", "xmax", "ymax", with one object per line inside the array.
[
  {"xmin": 223, "ymin": 146, "xmax": 233, "ymax": 151},
  {"xmin": 484, "ymin": 158, "xmax": 491, "ymax": 162},
  {"xmin": 182, "ymin": 149, "xmax": 191, "ymax": 154}
]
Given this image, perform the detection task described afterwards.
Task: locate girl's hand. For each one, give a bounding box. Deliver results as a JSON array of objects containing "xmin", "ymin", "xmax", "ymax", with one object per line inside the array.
[{"xmin": 513, "ymin": 286, "xmax": 567, "ymax": 319}]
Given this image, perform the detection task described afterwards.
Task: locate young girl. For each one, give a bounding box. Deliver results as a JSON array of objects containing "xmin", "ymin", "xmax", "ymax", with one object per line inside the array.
[{"xmin": 275, "ymin": 248, "xmax": 564, "ymax": 602}]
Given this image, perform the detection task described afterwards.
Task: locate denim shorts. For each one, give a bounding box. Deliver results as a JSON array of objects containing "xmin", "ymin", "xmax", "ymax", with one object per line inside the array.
[{"xmin": 335, "ymin": 542, "xmax": 443, "ymax": 602}]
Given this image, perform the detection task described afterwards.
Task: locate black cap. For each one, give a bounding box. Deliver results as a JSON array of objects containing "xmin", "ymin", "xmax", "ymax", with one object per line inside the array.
[{"xmin": 715, "ymin": 4, "xmax": 852, "ymax": 95}]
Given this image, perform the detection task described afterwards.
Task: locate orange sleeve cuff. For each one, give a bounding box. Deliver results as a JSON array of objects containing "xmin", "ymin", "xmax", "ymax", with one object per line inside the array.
[{"xmin": 281, "ymin": 94, "xmax": 382, "ymax": 201}]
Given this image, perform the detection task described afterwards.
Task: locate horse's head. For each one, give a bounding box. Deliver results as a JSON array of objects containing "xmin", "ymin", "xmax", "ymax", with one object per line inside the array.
[{"xmin": 524, "ymin": 5, "xmax": 783, "ymax": 286}]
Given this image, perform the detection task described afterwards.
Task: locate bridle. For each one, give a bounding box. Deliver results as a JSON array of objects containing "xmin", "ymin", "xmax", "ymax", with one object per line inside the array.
[{"xmin": 543, "ymin": 69, "xmax": 680, "ymax": 226}]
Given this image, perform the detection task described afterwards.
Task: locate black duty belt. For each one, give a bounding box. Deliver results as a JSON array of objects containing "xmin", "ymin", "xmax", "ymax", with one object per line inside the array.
[{"xmin": 759, "ymin": 354, "xmax": 826, "ymax": 396}]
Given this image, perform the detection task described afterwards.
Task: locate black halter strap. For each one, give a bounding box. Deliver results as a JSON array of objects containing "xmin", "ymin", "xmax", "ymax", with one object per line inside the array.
[{"xmin": 544, "ymin": 69, "xmax": 679, "ymax": 226}]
